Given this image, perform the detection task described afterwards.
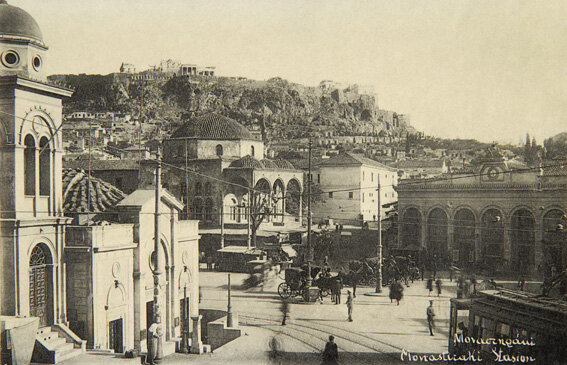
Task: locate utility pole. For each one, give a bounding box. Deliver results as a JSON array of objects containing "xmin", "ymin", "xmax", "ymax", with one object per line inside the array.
[
  {"xmin": 227, "ymin": 273, "xmax": 233, "ymax": 327},
  {"xmin": 138, "ymin": 81, "xmax": 144, "ymax": 182},
  {"xmin": 375, "ymin": 174, "xmax": 383, "ymax": 293},
  {"xmin": 185, "ymin": 139, "xmax": 190, "ymax": 219},
  {"xmin": 152, "ymin": 150, "xmax": 164, "ymax": 363},
  {"xmin": 87, "ymin": 117, "xmax": 92, "ymax": 225},
  {"xmin": 307, "ymin": 139, "xmax": 313, "ymax": 285},
  {"xmin": 220, "ymin": 190, "xmax": 225, "ymax": 249}
]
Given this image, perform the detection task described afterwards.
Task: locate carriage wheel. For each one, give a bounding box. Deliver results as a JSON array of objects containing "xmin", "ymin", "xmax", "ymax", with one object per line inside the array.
[{"xmin": 278, "ymin": 283, "xmax": 292, "ymax": 299}]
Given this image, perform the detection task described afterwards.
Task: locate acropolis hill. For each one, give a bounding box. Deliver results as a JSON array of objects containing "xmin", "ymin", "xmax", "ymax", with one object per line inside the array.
[{"xmin": 48, "ymin": 72, "xmax": 415, "ymax": 144}]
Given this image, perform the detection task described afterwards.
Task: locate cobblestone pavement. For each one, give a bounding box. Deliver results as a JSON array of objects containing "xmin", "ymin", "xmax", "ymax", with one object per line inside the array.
[{"xmin": 58, "ymin": 268, "xmax": 456, "ymax": 364}]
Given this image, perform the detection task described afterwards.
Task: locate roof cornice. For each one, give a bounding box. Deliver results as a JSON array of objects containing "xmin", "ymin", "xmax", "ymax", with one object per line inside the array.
[{"xmin": 0, "ymin": 75, "xmax": 74, "ymax": 97}]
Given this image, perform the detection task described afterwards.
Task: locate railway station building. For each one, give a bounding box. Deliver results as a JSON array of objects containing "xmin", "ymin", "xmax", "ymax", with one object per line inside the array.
[{"xmin": 396, "ymin": 152, "xmax": 567, "ymax": 276}]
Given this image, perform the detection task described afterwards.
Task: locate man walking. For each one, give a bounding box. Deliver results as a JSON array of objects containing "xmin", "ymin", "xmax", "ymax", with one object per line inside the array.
[
  {"xmin": 281, "ymin": 298, "xmax": 289, "ymax": 325},
  {"xmin": 322, "ymin": 335, "xmax": 338, "ymax": 364},
  {"xmin": 346, "ymin": 290, "xmax": 353, "ymax": 322},
  {"xmin": 427, "ymin": 300, "xmax": 435, "ymax": 336}
]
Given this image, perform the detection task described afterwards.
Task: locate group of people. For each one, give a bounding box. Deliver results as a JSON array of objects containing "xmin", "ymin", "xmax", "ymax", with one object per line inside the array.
[{"xmin": 426, "ymin": 277, "xmax": 443, "ymax": 296}]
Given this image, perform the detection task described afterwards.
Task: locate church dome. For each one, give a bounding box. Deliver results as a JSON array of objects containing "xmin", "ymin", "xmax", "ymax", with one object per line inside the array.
[
  {"xmin": 171, "ymin": 113, "xmax": 254, "ymax": 140},
  {"xmin": 0, "ymin": 1, "xmax": 44, "ymax": 43}
]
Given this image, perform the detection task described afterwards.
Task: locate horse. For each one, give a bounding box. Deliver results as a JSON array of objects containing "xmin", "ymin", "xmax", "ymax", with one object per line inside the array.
[
  {"xmin": 313, "ymin": 275, "xmax": 342, "ymax": 303},
  {"xmin": 339, "ymin": 269, "xmax": 364, "ymax": 298}
]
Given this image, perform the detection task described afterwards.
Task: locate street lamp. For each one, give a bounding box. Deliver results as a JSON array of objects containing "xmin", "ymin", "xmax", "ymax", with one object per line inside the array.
[{"xmin": 227, "ymin": 273, "xmax": 234, "ymax": 327}]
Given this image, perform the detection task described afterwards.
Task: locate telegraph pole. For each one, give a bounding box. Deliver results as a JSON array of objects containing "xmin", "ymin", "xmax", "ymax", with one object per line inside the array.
[
  {"xmin": 375, "ymin": 174, "xmax": 383, "ymax": 293},
  {"xmin": 307, "ymin": 139, "xmax": 313, "ymax": 285},
  {"xmin": 152, "ymin": 150, "xmax": 164, "ymax": 363}
]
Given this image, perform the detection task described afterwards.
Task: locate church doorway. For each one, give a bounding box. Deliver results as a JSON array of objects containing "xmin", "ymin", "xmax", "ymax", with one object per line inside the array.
[{"xmin": 29, "ymin": 244, "xmax": 53, "ymax": 327}]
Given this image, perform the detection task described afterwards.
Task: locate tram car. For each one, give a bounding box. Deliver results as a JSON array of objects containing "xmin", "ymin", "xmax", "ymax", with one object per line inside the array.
[{"xmin": 449, "ymin": 289, "xmax": 567, "ymax": 364}]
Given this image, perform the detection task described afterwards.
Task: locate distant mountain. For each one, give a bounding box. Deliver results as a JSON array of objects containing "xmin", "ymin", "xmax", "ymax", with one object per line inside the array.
[{"xmin": 48, "ymin": 73, "xmax": 412, "ymax": 143}]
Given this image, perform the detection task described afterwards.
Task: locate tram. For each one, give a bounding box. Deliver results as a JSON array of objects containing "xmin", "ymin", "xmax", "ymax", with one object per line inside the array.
[{"xmin": 449, "ymin": 289, "xmax": 567, "ymax": 364}]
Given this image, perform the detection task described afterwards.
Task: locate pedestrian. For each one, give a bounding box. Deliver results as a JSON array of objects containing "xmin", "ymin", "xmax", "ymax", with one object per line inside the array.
[
  {"xmin": 435, "ymin": 278, "xmax": 442, "ymax": 297},
  {"xmin": 346, "ymin": 290, "xmax": 353, "ymax": 322},
  {"xmin": 280, "ymin": 298, "xmax": 289, "ymax": 325},
  {"xmin": 426, "ymin": 277, "xmax": 434, "ymax": 296},
  {"xmin": 268, "ymin": 335, "xmax": 282, "ymax": 363},
  {"xmin": 389, "ymin": 282, "xmax": 395, "ymax": 303},
  {"xmin": 393, "ymin": 280, "xmax": 404, "ymax": 305},
  {"xmin": 427, "ymin": 301, "xmax": 435, "ymax": 336},
  {"xmin": 335, "ymin": 278, "xmax": 342, "ymax": 305},
  {"xmin": 517, "ymin": 277, "xmax": 526, "ymax": 291},
  {"xmin": 322, "ymin": 335, "xmax": 339, "ymax": 364},
  {"xmin": 147, "ymin": 321, "xmax": 161, "ymax": 364}
]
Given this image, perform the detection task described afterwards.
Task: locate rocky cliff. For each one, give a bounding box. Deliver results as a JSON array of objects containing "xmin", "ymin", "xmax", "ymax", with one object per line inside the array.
[{"xmin": 48, "ymin": 73, "xmax": 411, "ymax": 143}]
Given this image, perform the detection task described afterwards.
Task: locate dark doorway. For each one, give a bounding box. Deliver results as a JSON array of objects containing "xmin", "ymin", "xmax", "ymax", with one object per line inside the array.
[
  {"xmin": 108, "ymin": 318, "xmax": 123, "ymax": 353},
  {"xmin": 146, "ymin": 301, "xmax": 154, "ymax": 331},
  {"xmin": 180, "ymin": 296, "xmax": 190, "ymax": 334}
]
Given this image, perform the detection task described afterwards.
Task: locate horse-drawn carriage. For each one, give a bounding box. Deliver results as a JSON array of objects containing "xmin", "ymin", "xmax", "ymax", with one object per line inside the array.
[
  {"xmin": 277, "ymin": 266, "xmax": 334, "ymax": 300},
  {"xmin": 278, "ymin": 267, "xmax": 308, "ymax": 299}
]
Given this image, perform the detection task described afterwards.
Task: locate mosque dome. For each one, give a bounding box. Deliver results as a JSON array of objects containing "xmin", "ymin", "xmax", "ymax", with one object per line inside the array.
[
  {"xmin": 229, "ymin": 155, "xmax": 264, "ymax": 169},
  {"xmin": 171, "ymin": 113, "xmax": 254, "ymax": 140},
  {"xmin": 0, "ymin": 1, "xmax": 44, "ymax": 44}
]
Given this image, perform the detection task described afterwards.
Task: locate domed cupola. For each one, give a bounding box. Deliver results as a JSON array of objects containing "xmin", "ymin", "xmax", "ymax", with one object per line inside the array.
[{"xmin": 0, "ymin": 0, "xmax": 48, "ymax": 81}]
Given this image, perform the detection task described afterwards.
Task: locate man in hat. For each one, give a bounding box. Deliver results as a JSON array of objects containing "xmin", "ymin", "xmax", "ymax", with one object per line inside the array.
[{"xmin": 322, "ymin": 335, "xmax": 338, "ymax": 364}]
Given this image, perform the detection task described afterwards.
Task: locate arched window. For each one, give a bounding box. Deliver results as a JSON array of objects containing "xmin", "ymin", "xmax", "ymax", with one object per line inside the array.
[
  {"xmin": 24, "ymin": 134, "xmax": 36, "ymax": 195},
  {"xmin": 193, "ymin": 198, "xmax": 203, "ymax": 220},
  {"xmin": 204, "ymin": 182, "xmax": 212, "ymax": 196},
  {"xmin": 250, "ymin": 145, "xmax": 255, "ymax": 157},
  {"xmin": 511, "ymin": 209, "xmax": 535, "ymax": 273},
  {"xmin": 195, "ymin": 182, "xmax": 202, "ymax": 195},
  {"xmin": 402, "ymin": 208, "xmax": 421, "ymax": 248},
  {"xmin": 204, "ymin": 199, "xmax": 214, "ymax": 221},
  {"xmin": 216, "ymin": 144, "xmax": 223, "ymax": 157},
  {"xmin": 481, "ymin": 208, "xmax": 504, "ymax": 264},
  {"xmin": 39, "ymin": 137, "xmax": 50, "ymax": 196}
]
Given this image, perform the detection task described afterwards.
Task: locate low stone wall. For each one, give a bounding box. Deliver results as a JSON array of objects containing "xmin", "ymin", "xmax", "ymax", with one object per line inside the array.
[{"xmin": 200, "ymin": 309, "xmax": 241, "ymax": 350}]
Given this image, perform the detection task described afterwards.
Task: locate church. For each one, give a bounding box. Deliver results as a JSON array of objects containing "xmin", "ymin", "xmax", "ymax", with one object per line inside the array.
[{"xmin": 0, "ymin": 2, "xmax": 201, "ymax": 363}]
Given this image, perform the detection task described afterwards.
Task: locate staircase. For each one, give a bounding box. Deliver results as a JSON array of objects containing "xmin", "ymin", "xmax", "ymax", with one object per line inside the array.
[{"xmin": 31, "ymin": 326, "xmax": 85, "ymax": 363}]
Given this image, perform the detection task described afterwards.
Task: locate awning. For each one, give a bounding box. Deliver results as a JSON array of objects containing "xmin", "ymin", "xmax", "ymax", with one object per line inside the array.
[
  {"xmin": 217, "ymin": 245, "xmax": 263, "ymax": 255},
  {"xmin": 281, "ymin": 244, "xmax": 297, "ymax": 258}
]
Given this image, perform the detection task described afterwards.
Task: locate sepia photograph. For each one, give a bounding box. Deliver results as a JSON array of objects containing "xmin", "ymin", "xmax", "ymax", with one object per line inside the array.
[{"xmin": 0, "ymin": 0, "xmax": 565, "ymax": 364}]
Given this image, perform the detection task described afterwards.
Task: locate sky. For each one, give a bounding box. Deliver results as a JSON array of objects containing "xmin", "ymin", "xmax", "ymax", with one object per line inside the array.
[{"xmin": 12, "ymin": 0, "xmax": 567, "ymax": 144}]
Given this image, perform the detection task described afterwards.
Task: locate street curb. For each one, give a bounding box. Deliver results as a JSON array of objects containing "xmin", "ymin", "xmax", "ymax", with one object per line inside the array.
[{"xmin": 363, "ymin": 292, "xmax": 384, "ymax": 297}]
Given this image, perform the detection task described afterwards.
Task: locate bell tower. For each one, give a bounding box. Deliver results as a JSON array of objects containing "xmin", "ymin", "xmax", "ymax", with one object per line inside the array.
[{"xmin": 0, "ymin": 0, "xmax": 73, "ymax": 328}]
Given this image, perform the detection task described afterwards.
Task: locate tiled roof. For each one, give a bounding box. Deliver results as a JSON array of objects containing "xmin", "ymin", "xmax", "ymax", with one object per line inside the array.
[
  {"xmin": 543, "ymin": 164, "xmax": 567, "ymax": 176},
  {"xmin": 396, "ymin": 159, "xmax": 446, "ymax": 169},
  {"xmin": 317, "ymin": 152, "xmax": 397, "ymax": 171},
  {"xmin": 170, "ymin": 113, "xmax": 254, "ymax": 140},
  {"xmin": 64, "ymin": 159, "xmax": 141, "ymax": 171},
  {"xmin": 228, "ymin": 155, "xmax": 296, "ymax": 170},
  {"xmin": 62, "ymin": 169, "xmax": 126, "ymax": 213}
]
